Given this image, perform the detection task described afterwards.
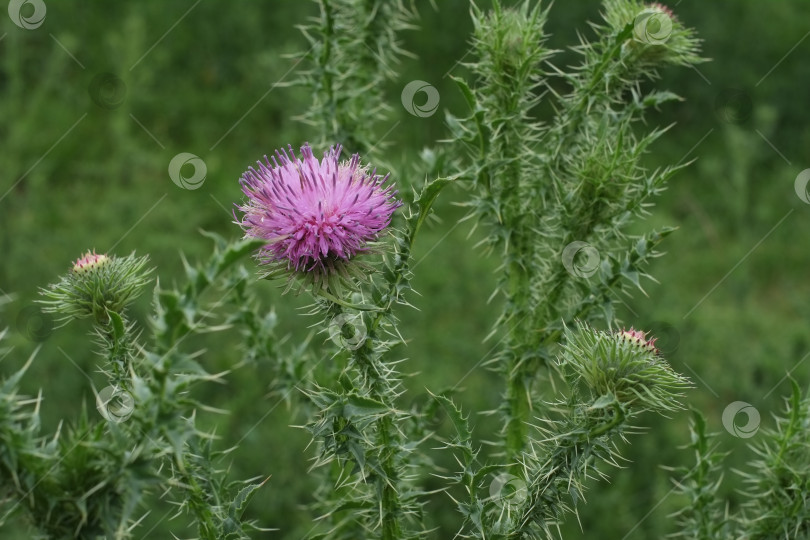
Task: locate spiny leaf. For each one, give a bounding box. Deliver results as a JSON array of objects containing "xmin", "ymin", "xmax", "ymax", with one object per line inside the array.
[
  {"xmin": 228, "ymin": 477, "xmax": 269, "ymax": 520},
  {"xmin": 409, "ymin": 176, "xmax": 453, "ymax": 247}
]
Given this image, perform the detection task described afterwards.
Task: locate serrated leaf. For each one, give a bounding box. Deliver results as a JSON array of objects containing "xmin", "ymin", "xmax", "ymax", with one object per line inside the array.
[
  {"xmin": 217, "ymin": 238, "xmax": 266, "ymax": 276},
  {"xmin": 229, "ymin": 477, "xmax": 269, "ymax": 519},
  {"xmin": 108, "ymin": 311, "xmax": 125, "ymax": 343},
  {"xmin": 451, "ymin": 75, "xmax": 477, "ymax": 110},
  {"xmin": 410, "ymin": 177, "xmax": 452, "ymax": 246},
  {"xmin": 430, "ymin": 393, "xmax": 470, "ymax": 443},
  {"xmin": 622, "ymin": 270, "xmax": 641, "ymax": 290},
  {"xmin": 343, "ymin": 394, "xmax": 388, "ymax": 419}
]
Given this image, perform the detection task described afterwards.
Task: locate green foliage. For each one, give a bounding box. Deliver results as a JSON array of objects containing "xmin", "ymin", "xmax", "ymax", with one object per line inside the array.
[
  {"xmin": 667, "ymin": 410, "xmax": 731, "ymax": 539},
  {"xmin": 438, "ymin": 322, "xmax": 691, "ymax": 539},
  {"xmin": 294, "ymin": 0, "xmax": 416, "ymax": 157},
  {"xmin": 447, "ymin": 0, "xmax": 702, "ymax": 462},
  {"xmin": 736, "ymin": 381, "xmax": 810, "ymax": 539},
  {"xmin": 2, "ymin": 0, "xmax": 809, "ymax": 538},
  {"xmin": 0, "ymin": 235, "xmax": 281, "ymax": 538},
  {"xmin": 666, "ymin": 383, "xmax": 810, "ymax": 540}
]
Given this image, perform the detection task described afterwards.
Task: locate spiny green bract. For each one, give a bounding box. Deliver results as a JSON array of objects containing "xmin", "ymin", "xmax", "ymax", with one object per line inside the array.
[
  {"xmin": 39, "ymin": 251, "xmax": 152, "ymax": 325},
  {"xmin": 560, "ymin": 322, "xmax": 692, "ymax": 414}
]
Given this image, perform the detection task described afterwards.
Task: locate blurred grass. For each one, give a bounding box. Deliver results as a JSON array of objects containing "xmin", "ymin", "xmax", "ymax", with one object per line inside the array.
[{"xmin": 2, "ymin": 0, "xmax": 810, "ymax": 538}]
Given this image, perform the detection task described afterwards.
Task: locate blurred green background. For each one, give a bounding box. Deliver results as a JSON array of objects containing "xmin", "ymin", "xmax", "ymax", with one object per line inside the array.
[{"xmin": 2, "ymin": 0, "xmax": 809, "ymax": 538}]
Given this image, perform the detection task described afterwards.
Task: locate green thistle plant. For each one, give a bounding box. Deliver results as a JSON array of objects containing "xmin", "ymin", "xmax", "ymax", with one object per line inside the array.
[
  {"xmin": 736, "ymin": 381, "xmax": 810, "ymax": 539},
  {"xmin": 448, "ymin": 0, "xmax": 704, "ymax": 462},
  {"xmin": 438, "ymin": 322, "xmax": 691, "ymax": 539},
  {"xmin": 666, "ymin": 410, "xmax": 731, "ymax": 540},
  {"xmin": 667, "ymin": 382, "xmax": 810, "ymax": 540},
  {"xmin": 294, "ymin": 0, "xmax": 416, "ymax": 156},
  {"xmin": 2, "ymin": 1, "xmax": 808, "ymax": 539},
  {"xmin": 0, "ymin": 236, "xmax": 278, "ymax": 538}
]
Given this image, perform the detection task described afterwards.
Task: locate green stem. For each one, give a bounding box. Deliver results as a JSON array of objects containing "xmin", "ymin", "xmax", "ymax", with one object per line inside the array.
[
  {"xmin": 504, "ymin": 257, "xmax": 532, "ymax": 462},
  {"xmin": 501, "ymin": 26, "xmax": 639, "ymax": 464},
  {"xmin": 588, "ymin": 403, "xmax": 624, "ymax": 437},
  {"xmin": 351, "ymin": 341, "xmax": 403, "ymax": 539},
  {"xmin": 506, "ymin": 403, "xmax": 626, "ymax": 540},
  {"xmin": 378, "ymin": 415, "xmax": 403, "ymax": 540},
  {"xmin": 318, "ymin": 0, "xmax": 337, "ymax": 145},
  {"xmin": 551, "ymin": 23, "xmax": 633, "ymax": 157}
]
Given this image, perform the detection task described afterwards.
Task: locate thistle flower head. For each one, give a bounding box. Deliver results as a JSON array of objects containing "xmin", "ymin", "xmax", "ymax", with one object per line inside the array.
[
  {"xmin": 40, "ymin": 251, "xmax": 153, "ymax": 324},
  {"xmin": 236, "ymin": 143, "xmax": 401, "ymax": 289}
]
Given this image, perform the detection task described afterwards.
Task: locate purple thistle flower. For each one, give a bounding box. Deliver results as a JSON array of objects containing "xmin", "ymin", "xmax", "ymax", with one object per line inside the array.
[{"xmin": 236, "ymin": 143, "xmax": 401, "ymax": 285}]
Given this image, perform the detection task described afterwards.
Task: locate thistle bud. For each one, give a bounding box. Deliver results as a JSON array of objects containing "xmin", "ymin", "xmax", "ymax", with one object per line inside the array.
[
  {"xmin": 561, "ymin": 322, "xmax": 691, "ymax": 413},
  {"xmin": 40, "ymin": 251, "xmax": 153, "ymax": 325},
  {"xmin": 602, "ymin": 0, "xmax": 702, "ymax": 67}
]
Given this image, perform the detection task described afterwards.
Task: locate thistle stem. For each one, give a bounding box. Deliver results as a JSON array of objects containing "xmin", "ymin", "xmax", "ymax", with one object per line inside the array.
[
  {"xmin": 350, "ymin": 341, "xmax": 403, "ymax": 539},
  {"xmin": 506, "ymin": 403, "xmax": 626, "ymax": 540}
]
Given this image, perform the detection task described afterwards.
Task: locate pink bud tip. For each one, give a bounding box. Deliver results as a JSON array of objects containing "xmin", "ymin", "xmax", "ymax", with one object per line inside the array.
[{"xmin": 72, "ymin": 251, "xmax": 110, "ymax": 274}]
